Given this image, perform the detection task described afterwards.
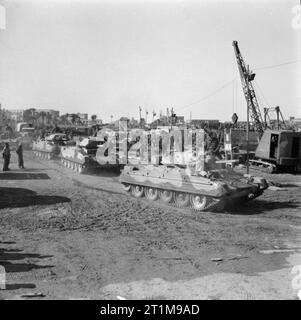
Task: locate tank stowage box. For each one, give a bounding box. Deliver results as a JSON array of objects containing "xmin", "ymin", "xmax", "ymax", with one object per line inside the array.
[{"xmin": 120, "ymin": 165, "xmax": 268, "ymax": 211}]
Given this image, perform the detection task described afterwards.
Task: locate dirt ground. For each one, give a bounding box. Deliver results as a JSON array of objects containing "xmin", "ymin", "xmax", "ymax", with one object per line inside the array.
[{"xmin": 0, "ymin": 151, "xmax": 301, "ymax": 300}]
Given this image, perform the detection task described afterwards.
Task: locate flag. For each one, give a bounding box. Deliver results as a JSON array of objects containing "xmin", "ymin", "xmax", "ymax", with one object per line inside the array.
[{"xmin": 0, "ymin": 4, "xmax": 6, "ymax": 30}]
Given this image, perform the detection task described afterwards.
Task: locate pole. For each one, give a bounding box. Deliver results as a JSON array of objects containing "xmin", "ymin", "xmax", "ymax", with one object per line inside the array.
[
  {"xmin": 246, "ymin": 105, "xmax": 249, "ymax": 174},
  {"xmin": 139, "ymin": 106, "xmax": 142, "ymax": 125}
]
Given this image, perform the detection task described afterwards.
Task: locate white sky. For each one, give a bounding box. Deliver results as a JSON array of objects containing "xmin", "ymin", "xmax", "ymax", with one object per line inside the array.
[{"xmin": 0, "ymin": 0, "xmax": 300, "ymax": 122}]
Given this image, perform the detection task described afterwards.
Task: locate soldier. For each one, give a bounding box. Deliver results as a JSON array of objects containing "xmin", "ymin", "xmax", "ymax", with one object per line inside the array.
[
  {"xmin": 2, "ymin": 142, "xmax": 11, "ymax": 171},
  {"xmin": 16, "ymin": 142, "xmax": 25, "ymax": 169}
]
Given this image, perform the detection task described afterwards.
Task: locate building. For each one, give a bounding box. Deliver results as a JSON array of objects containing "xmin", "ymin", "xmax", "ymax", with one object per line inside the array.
[
  {"xmin": 190, "ymin": 119, "xmax": 220, "ymax": 129},
  {"xmin": 175, "ymin": 115, "xmax": 185, "ymax": 125},
  {"xmin": 77, "ymin": 113, "xmax": 88, "ymax": 121},
  {"xmin": 5, "ymin": 109, "xmax": 24, "ymax": 122},
  {"xmin": 87, "ymin": 118, "xmax": 102, "ymax": 126},
  {"xmin": 36, "ymin": 109, "xmax": 60, "ymax": 119}
]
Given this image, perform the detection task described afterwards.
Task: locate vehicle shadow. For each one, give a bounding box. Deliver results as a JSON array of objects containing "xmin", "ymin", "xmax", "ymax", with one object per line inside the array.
[
  {"xmin": 5, "ymin": 283, "xmax": 36, "ymax": 290},
  {"xmin": 84, "ymin": 166, "xmax": 121, "ymax": 177},
  {"xmin": 0, "ymin": 187, "xmax": 70, "ymax": 209},
  {"xmin": 0, "ymin": 260, "xmax": 54, "ymax": 273},
  {"xmin": 223, "ymin": 199, "xmax": 300, "ymax": 215},
  {"xmin": 0, "ymin": 247, "xmax": 54, "ymax": 291},
  {"xmin": 0, "ymin": 172, "xmax": 50, "ymax": 180}
]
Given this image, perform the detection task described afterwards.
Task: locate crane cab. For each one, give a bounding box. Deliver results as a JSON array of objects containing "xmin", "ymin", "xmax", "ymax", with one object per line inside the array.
[{"xmin": 255, "ymin": 129, "xmax": 301, "ymax": 171}]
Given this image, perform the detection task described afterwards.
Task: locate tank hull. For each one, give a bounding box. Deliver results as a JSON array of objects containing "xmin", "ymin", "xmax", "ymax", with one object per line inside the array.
[
  {"xmin": 32, "ymin": 141, "xmax": 61, "ymax": 160},
  {"xmin": 60, "ymin": 143, "xmax": 121, "ymax": 174},
  {"xmin": 60, "ymin": 145, "xmax": 99, "ymax": 173},
  {"xmin": 120, "ymin": 165, "xmax": 267, "ymax": 211}
]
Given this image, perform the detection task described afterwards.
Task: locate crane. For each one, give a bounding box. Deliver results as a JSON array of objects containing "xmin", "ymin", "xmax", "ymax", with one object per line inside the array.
[
  {"xmin": 232, "ymin": 41, "xmax": 265, "ymax": 138},
  {"xmin": 232, "ymin": 41, "xmax": 301, "ymax": 173}
]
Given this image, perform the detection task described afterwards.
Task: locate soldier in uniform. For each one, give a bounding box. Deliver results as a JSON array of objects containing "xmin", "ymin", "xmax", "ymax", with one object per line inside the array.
[
  {"xmin": 2, "ymin": 142, "xmax": 11, "ymax": 171},
  {"xmin": 16, "ymin": 142, "xmax": 25, "ymax": 169}
]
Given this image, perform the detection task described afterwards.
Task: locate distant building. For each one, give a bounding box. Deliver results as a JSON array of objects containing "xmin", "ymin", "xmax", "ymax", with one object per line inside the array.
[
  {"xmin": 175, "ymin": 115, "xmax": 184, "ymax": 124},
  {"xmin": 87, "ymin": 118, "xmax": 102, "ymax": 126},
  {"xmin": 36, "ymin": 109, "xmax": 60, "ymax": 119},
  {"xmin": 5, "ymin": 109, "xmax": 24, "ymax": 122},
  {"xmin": 190, "ymin": 119, "xmax": 220, "ymax": 129},
  {"xmin": 77, "ymin": 113, "xmax": 88, "ymax": 121},
  {"xmin": 129, "ymin": 117, "xmax": 139, "ymax": 128},
  {"xmin": 36, "ymin": 109, "xmax": 60, "ymax": 126}
]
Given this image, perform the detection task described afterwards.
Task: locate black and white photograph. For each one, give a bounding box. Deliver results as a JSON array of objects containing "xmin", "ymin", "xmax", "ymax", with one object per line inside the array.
[{"xmin": 0, "ymin": 0, "xmax": 301, "ymax": 303}]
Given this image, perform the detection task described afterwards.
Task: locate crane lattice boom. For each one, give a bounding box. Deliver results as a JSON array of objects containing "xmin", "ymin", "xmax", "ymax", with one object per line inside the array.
[{"xmin": 232, "ymin": 41, "xmax": 265, "ymax": 138}]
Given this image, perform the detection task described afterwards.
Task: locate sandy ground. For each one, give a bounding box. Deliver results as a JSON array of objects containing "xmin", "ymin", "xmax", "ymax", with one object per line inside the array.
[{"xmin": 0, "ymin": 151, "xmax": 301, "ymax": 300}]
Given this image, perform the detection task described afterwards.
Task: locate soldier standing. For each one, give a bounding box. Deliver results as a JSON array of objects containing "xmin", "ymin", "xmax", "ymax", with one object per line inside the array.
[
  {"xmin": 2, "ymin": 143, "xmax": 11, "ymax": 171},
  {"xmin": 16, "ymin": 143, "xmax": 25, "ymax": 169}
]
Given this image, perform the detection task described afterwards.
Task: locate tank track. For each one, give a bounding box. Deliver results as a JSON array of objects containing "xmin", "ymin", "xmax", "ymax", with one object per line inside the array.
[
  {"xmin": 33, "ymin": 150, "xmax": 56, "ymax": 160},
  {"xmin": 121, "ymin": 183, "xmax": 221, "ymax": 212},
  {"xmin": 61, "ymin": 158, "xmax": 86, "ymax": 174}
]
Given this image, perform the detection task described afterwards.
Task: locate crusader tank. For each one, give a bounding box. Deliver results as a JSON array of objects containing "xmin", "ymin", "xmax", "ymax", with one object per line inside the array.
[
  {"xmin": 60, "ymin": 137, "xmax": 106, "ymax": 173},
  {"xmin": 120, "ymin": 165, "xmax": 268, "ymax": 211},
  {"xmin": 33, "ymin": 133, "xmax": 68, "ymax": 159}
]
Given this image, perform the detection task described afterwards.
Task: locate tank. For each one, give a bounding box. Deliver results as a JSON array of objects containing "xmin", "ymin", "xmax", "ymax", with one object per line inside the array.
[
  {"xmin": 120, "ymin": 165, "xmax": 268, "ymax": 211},
  {"xmin": 33, "ymin": 133, "xmax": 68, "ymax": 160},
  {"xmin": 60, "ymin": 137, "xmax": 108, "ymax": 173}
]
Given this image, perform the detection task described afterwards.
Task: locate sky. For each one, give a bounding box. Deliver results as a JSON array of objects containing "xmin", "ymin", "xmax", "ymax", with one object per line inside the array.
[{"xmin": 0, "ymin": 0, "xmax": 300, "ymax": 123}]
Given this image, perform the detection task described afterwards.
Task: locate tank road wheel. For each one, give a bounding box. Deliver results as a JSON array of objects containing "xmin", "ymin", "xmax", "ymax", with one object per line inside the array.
[
  {"xmin": 144, "ymin": 187, "xmax": 159, "ymax": 201},
  {"xmin": 190, "ymin": 194, "xmax": 208, "ymax": 211},
  {"xmin": 131, "ymin": 185, "xmax": 144, "ymax": 198},
  {"xmin": 121, "ymin": 183, "xmax": 131, "ymax": 192},
  {"xmin": 159, "ymin": 190, "xmax": 174, "ymax": 203},
  {"xmin": 174, "ymin": 192, "xmax": 190, "ymax": 208}
]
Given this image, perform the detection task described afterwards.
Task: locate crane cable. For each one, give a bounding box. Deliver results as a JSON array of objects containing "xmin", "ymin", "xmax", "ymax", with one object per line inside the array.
[
  {"xmin": 254, "ymin": 59, "xmax": 301, "ymax": 71},
  {"xmin": 174, "ymin": 59, "xmax": 300, "ymax": 115},
  {"xmin": 254, "ymin": 79, "xmax": 271, "ymax": 109},
  {"xmin": 175, "ymin": 59, "xmax": 300, "ymax": 113}
]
